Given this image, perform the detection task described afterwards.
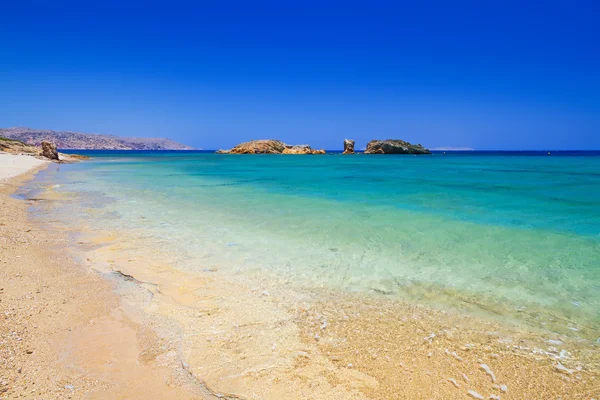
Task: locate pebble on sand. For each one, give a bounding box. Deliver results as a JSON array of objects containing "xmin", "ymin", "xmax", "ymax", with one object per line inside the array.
[
  {"xmin": 555, "ymin": 362, "xmax": 574, "ymax": 375},
  {"xmin": 447, "ymin": 378, "xmax": 460, "ymax": 388},
  {"xmin": 467, "ymin": 390, "xmax": 484, "ymax": 399},
  {"xmin": 492, "ymin": 384, "xmax": 508, "ymax": 392},
  {"xmin": 480, "ymin": 363, "xmax": 496, "ymax": 382},
  {"xmin": 445, "ymin": 349, "xmax": 463, "ymax": 361}
]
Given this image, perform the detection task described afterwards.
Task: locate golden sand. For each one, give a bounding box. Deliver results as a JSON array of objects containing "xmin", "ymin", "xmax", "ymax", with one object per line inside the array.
[
  {"xmin": 0, "ymin": 170, "xmax": 202, "ymax": 399},
  {"xmin": 2, "ymin": 166, "xmax": 599, "ymax": 399},
  {"xmin": 69, "ymin": 225, "xmax": 600, "ymax": 399}
]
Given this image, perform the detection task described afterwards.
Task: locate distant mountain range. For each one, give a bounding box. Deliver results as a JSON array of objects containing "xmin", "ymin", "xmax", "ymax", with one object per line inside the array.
[{"xmin": 0, "ymin": 127, "xmax": 195, "ymax": 150}]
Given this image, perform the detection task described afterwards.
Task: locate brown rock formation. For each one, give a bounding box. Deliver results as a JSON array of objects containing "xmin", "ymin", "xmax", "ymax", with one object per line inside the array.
[
  {"xmin": 364, "ymin": 139, "xmax": 431, "ymax": 154},
  {"xmin": 1, "ymin": 137, "xmax": 87, "ymax": 162},
  {"xmin": 342, "ymin": 139, "xmax": 355, "ymax": 154},
  {"xmin": 41, "ymin": 141, "xmax": 59, "ymax": 160},
  {"xmin": 227, "ymin": 140, "xmax": 287, "ymax": 154},
  {"xmin": 0, "ymin": 137, "xmax": 40, "ymax": 154},
  {"xmin": 282, "ymin": 145, "xmax": 311, "ymax": 154},
  {"xmin": 282, "ymin": 145, "xmax": 326, "ymax": 155},
  {"xmin": 217, "ymin": 140, "xmax": 326, "ymax": 155}
]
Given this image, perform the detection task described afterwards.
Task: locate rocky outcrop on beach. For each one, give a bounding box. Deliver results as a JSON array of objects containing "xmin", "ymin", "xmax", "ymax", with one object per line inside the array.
[
  {"xmin": 41, "ymin": 141, "xmax": 59, "ymax": 160},
  {"xmin": 1, "ymin": 136, "xmax": 87, "ymax": 162},
  {"xmin": 342, "ymin": 139, "xmax": 355, "ymax": 154},
  {"xmin": 0, "ymin": 137, "xmax": 40, "ymax": 155},
  {"xmin": 364, "ymin": 139, "xmax": 431, "ymax": 154},
  {"xmin": 217, "ymin": 140, "xmax": 326, "ymax": 154},
  {"xmin": 0, "ymin": 127, "xmax": 194, "ymax": 150}
]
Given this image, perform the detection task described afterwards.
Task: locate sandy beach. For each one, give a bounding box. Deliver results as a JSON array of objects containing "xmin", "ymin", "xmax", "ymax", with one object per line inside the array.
[
  {"xmin": 0, "ymin": 156, "xmax": 203, "ymax": 399},
  {"xmin": 3, "ymin": 0, "xmax": 599, "ymax": 397},
  {"xmin": 0, "ymin": 154, "xmax": 48, "ymax": 182},
  {"xmin": 1, "ymin": 154, "xmax": 599, "ymax": 399}
]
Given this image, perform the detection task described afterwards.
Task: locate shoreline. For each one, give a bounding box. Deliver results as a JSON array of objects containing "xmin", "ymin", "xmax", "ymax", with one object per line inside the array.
[
  {"xmin": 2, "ymin": 154, "xmax": 599, "ymax": 399},
  {"xmin": 0, "ymin": 156, "xmax": 203, "ymax": 399},
  {"xmin": 41, "ymin": 214, "xmax": 600, "ymax": 399}
]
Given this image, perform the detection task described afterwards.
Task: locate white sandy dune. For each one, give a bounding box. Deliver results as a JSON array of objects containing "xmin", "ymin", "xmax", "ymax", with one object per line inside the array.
[{"xmin": 0, "ymin": 153, "xmax": 48, "ymax": 181}]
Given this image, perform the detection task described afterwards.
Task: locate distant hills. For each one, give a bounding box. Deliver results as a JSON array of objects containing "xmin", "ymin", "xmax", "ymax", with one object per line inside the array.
[{"xmin": 0, "ymin": 127, "xmax": 195, "ymax": 150}]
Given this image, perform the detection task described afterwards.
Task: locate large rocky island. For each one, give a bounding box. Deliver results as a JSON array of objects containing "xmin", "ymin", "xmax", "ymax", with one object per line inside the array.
[
  {"xmin": 216, "ymin": 139, "xmax": 430, "ymax": 155},
  {"xmin": 0, "ymin": 127, "xmax": 194, "ymax": 150},
  {"xmin": 216, "ymin": 140, "xmax": 326, "ymax": 154},
  {"xmin": 364, "ymin": 139, "xmax": 431, "ymax": 154}
]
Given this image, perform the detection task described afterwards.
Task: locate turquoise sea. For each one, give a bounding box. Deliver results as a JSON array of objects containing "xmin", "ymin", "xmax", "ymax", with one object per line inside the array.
[{"xmin": 25, "ymin": 151, "xmax": 600, "ymax": 338}]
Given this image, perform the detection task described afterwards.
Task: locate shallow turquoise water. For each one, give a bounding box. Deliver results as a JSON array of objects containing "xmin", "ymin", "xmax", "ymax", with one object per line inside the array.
[{"xmin": 27, "ymin": 152, "xmax": 600, "ymax": 336}]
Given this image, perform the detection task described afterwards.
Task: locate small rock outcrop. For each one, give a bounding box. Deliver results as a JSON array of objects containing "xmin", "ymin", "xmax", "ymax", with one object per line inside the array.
[
  {"xmin": 41, "ymin": 141, "xmax": 59, "ymax": 160},
  {"xmin": 283, "ymin": 145, "xmax": 326, "ymax": 155},
  {"xmin": 282, "ymin": 145, "xmax": 312, "ymax": 154},
  {"xmin": 1, "ymin": 136, "xmax": 87, "ymax": 162},
  {"xmin": 223, "ymin": 140, "xmax": 287, "ymax": 154},
  {"xmin": 0, "ymin": 137, "xmax": 39, "ymax": 154},
  {"xmin": 216, "ymin": 140, "xmax": 326, "ymax": 155},
  {"xmin": 364, "ymin": 139, "xmax": 430, "ymax": 154},
  {"xmin": 342, "ymin": 139, "xmax": 355, "ymax": 154}
]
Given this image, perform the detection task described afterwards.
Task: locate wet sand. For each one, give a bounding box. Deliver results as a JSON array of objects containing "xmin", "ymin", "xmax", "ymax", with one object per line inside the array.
[
  {"xmin": 51, "ymin": 221, "xmax": 600, "ymax": 399},
  {"xmin": 0, "ymin": 161, "xmax": 203, "ymax": 399},
  {"xmin": 1, "ymin": 157, "xmax": 599, "ymax": 399}
]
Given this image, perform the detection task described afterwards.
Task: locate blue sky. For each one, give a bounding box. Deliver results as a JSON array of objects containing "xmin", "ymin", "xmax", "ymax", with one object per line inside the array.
[{"xmin": 1, "ymin": 0, "xmax": 599, "ymax": 150}]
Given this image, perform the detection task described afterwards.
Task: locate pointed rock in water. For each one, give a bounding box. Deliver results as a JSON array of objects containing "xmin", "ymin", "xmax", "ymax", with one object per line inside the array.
[
  {"xmin": 342, "ymin": 138, "xmax": 355, "ymax": 154},
  {"xmin": 364, "ymin": 139, "xmax": 431, "ymax": 154},
  {"xmin": 41, "ymin": 141, "xmax": 59, "ymax": 160}
]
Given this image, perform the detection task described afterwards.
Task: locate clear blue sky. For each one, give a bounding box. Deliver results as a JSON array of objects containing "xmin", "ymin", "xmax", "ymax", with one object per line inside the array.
[{"xmin": 1, "ymin": 0, "xmax": 599, "ymax": 150}]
